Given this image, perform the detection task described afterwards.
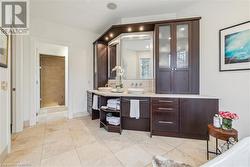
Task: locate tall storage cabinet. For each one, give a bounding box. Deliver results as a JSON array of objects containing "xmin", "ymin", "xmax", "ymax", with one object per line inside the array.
[
  {"xmin": 155, "ymin": 19, "xmax": 200, "ymax": 94},
  {"xmin": 93, "ymin": 42, "xmax": 108, "ymax": 89}
]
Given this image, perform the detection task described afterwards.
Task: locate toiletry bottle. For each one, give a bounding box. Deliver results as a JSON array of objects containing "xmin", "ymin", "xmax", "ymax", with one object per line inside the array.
[{"xmin": 213, "ymin": 114, "xmax": 221, "ymax": 128}]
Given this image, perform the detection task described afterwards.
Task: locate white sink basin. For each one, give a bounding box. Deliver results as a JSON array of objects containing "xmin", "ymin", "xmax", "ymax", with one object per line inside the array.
[
  {"xmin": 127, "ymin": 88, "xmax": 144, "ymax": 95},
  {"xmin": 98, "ymin": 87, "xmax": 112, "ymax": 92}
]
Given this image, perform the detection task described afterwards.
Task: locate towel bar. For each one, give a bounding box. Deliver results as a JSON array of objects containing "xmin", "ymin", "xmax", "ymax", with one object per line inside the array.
[{"xmin": 123, "ymin": 98, "xmax": 148, "ymax": 102}]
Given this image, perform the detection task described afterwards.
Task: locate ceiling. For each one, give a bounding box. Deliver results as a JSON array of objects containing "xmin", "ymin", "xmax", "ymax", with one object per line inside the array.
[{"xmin": 30, "ymin": 0, "xmax": 200, "ymax": 34}]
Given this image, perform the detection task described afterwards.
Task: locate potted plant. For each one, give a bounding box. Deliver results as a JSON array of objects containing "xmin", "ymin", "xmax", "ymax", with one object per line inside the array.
[{"xmin": 219, "ymin": 111, "xmax": 239, "ymax": 130}]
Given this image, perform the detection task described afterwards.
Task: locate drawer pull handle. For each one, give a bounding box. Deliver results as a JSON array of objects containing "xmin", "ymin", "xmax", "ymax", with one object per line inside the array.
[
  {"xmin": 123, "ymin": 98, "xmax": 148, "ymax": 102},
  {"xmin": 158, "ymin": 100, "xmax": 173, "ymax": 103},
  {"xmin": 158, "ymin": 107, "xmax": 173, "ymax": 111},
  {"xmin": 158, "ymin": 121, "xmax": 174, "ymax": 124}
]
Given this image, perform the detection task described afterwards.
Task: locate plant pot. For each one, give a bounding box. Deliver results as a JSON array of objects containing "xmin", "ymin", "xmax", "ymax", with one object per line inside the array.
[{"xmin": 222, "ymin": 118, "xmax": 233, "ymax": 130}]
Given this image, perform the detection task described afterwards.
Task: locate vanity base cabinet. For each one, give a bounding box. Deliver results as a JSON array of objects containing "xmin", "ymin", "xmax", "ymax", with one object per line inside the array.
[
  {"xmin": 87, "ymin": 91, "xmax": 100, "ymax": 120},
  {"xmin": 121, "ymin": 97, "xmax": 150, "ymax": 132},
  {"xmin": 122, "ymin": 118, "xmax": 150, "ymax": 132},
  {"xmin": 179, "ymin": 98, "xmax": 219, "ymax": 140},
  {"xmin": 151, "ymin": 97, "xmax": 218, "ymax": 140}
]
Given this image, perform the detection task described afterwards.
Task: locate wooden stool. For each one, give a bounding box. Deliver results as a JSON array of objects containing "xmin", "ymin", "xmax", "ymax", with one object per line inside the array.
[{"xmin": 207, "ymin": 124, "xmax": 238, "ymax": 160}]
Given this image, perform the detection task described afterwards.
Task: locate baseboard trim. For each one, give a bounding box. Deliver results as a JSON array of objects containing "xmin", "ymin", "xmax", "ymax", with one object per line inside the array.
[
  {"xmin": 0, "ymin": 146, "xmax": 8, "ymax": 164},
  {"xmin": 23, "ymin": 120, "xmax": 30, "ymax": 128},
  {"xmin": 73, "ymin": 112, "xmax": 89, "ymax": 118}
]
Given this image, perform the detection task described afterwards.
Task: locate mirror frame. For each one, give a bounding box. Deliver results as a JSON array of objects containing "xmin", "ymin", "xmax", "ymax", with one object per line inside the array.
[{"xmin": 108, "ymin": 31, "xmax": 154, "ymax": 80}]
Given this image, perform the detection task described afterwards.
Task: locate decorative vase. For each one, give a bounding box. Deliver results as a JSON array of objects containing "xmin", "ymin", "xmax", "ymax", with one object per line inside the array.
[{"xmin": 222, "ymin": 118, "xmax": 233, "ymax": 130}]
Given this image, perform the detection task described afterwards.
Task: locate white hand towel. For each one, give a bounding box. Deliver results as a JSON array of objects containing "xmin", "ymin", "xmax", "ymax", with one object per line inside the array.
[
  {"xmin": 92, "ymin": 95, "xmax": 99, "ymax": 110},
  {"xmin": 130, "ymin": 100, "xmax": 140, "ymax": 119}
]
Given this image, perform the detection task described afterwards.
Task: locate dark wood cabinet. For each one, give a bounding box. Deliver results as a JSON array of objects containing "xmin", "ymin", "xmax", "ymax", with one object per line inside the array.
[
  {"xmin": 121, "ymin": 97, "xmax": 150, "ymax": 131},
  {"xmin": 155, "ymin": 19, "xmax": 200, "ymax": 94},
  {"xmin": 151, "ymin": 98, "xmax": 179, "ymax": 135},
  {"xmin": 151, "ymin": 97, "xmax": 218, "ymax": 140},
  {"xmin": 179, "ymin": 98, "xmax": 219, "ymax": 139},
  {"xmin": 93, "ymin": 42, "xmax": 108, "ymax": 89},
  {"xmin": 108, "ymin": 45, "xmax": 117, "ymax": 79}
]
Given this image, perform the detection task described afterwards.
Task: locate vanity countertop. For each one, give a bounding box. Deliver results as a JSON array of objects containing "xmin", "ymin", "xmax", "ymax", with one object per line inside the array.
[{"xmin": 88, "ymin": 90, "xmax": 219, "ymax": 99}]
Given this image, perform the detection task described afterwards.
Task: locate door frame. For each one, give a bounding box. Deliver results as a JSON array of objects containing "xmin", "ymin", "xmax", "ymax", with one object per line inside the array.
[{"xmin": 34, "ymin": 41, "xmax": 69, "ymax": 124}]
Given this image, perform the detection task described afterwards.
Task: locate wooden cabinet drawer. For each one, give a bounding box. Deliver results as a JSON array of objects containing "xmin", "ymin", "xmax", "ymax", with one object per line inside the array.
[
  {"xmin": 152, "ymin": 110, "xmax": 179, "ymax": 132},
  {"xmin": 152, "ymin": 104, "xmax": 177, "ymax": 112},
  {"xmin": 121, "ymin": 97, "xmax": 150, "ymax": 118},
  {"xmin": 152, "ymin": 98, "xmax": 178, "ymax": 107},
  {"xmin": 151, "ymin": 97, "xmax": 179, "ymax": 133}
]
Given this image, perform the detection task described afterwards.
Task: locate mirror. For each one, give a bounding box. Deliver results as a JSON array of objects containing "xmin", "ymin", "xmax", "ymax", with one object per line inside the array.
[
  {"xmin": 108, "ymin": 32, "xmax": 154, "ymax": 80},
  {"xmin": 121, "ymin": 32, "xmax": 153, "ymax": 80},
  {"xmin": 108, "ymin": 38, "xmax": 120, "ymax": 79}
]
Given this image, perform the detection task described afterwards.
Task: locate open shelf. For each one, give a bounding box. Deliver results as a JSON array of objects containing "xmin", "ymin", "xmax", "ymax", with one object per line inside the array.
[
  {"xmin": 100, "ymin": 120, "xmax": 121, "ymax": 134},
  {"xmin": 100, "ymin": 108, "xmax": 120, "ymax": 113}
]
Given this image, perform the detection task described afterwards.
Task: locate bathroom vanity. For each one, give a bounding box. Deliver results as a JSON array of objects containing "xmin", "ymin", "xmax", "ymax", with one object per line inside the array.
[
  {"xmin": 88, "ymin": 17, "xmax": 219, "ymax": 140},
  {"xmin": 87, "ymin": 90, "xmax": 218, "ymax": 140}
]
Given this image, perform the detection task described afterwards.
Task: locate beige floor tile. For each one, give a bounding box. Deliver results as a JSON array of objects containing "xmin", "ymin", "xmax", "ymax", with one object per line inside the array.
[
  {"xmin": 66, "ymin": 119, "xmax": 89, "ymax": 131},
  {"xmin": 138, "ymin": 137, "xmax": 175, "ymax": 156},
  {"xmin": 115, "ymin": 145, "xmax": 152, "ymax": 167},
  {"xmin": 177, "ymin": 139, "xmax": 208, "ymax": 164},
  {"xmin": 3, "ymin": 146, "xmax": 42, "ymax": 167},
  {"xmin": 70, "ymin": 130, "xmax": 97, "ymax": 148},
  {"xmin": 42, "ymin": 136, "xmax": 75, "ymax": 159},
  {"xmin": 103, "ymin": 135, "xmax": 136, "ymax": 153},
  {"xmin": 45, "ymin": 119, "xmax": 68, "ymax": 134},
  {"xmin": 44, "ymin": 130, "xmax": 71, "ymax": 144},
  {"xmin": 92, "ymin": 128, "xmax": 121, "ymax": 141},
  {"xmin": 15, "ymin": 125, "xmax": 45, "ymax": 140},
  {"xmin": 155, "ymin": 136, "xmax": 187, "ymax": 148},
  {"xmin": 164, "ymin": 148, "xmax": 202, "ymax": 167},
  {"xmin": 11, "ymin": 136, "xmax": 44, "ymax": 153},
  {"xmin": 84, "ymin": 155, "xmax": 123, "ymax": 167},
  {"xmin": 41, "ymin": 150, "xmax": 81, "ymax": 167},
  {"xmin": 76, "ymin": 141, "xmax": 113, "ymax": 166},
  {"xmin": 5, "ymin": 116, "xmax": 212, "ymax": 167},
  {"xmin": 124, "ymin": 130, "xmax": 151, "ymax": 144}
]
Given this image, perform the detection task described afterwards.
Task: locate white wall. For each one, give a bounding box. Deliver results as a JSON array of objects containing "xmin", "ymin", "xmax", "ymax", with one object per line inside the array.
[
  {"xmin": 177, "ymin": 1, "xmax": 250, "ymax": 139},
  {"xmin": 22, "ymin": 18, "xmax": 98, "ymax": 124},
  {"xmin": 0, "ymin": 36, "xmax": 11, "ymax": 158}
]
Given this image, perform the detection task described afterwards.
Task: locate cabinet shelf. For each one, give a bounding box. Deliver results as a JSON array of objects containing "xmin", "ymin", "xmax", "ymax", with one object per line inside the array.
[
  {"xmin": 100, "ymin": 108, "xmax": 120, "ymax": 113},
  {"xmin": 100, "ymin": 120, "xmax": 121, "ymax": 134}
]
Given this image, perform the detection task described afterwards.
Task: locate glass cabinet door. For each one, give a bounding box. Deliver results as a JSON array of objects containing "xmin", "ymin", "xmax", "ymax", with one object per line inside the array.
[
  {"xmin": 158, "ymin": 25, "xmax": 171, "ymax": 68},
  {"xmin": 176, "ymin": 24, "xmax": 189, "ymax": 69}
]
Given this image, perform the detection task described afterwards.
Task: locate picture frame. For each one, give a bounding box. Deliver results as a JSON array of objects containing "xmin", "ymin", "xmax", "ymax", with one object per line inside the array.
[
  {"xmin": 219, "ymin": 21, "xmax": 250, "ymax": 71},
  {"xmin": 0, "ymin": 27, "xmax": 8, "ymax": 68}
]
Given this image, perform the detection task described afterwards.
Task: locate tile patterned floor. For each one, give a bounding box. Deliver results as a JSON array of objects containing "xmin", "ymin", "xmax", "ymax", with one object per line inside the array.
[{"xmin": 1, "ymin": 116, "xmax": 218, "ymax": 167}]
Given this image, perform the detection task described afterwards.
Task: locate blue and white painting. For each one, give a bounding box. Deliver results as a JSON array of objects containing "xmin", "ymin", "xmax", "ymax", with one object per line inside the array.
[{"xmin": 225, "ymin": 29, "xmax": 250, "ymax": 64}]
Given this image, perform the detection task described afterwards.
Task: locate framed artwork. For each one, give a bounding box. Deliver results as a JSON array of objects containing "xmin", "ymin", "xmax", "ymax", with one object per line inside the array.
[
  {"xmin": 0, "ymin": 28, "xmax": 8, "ymax": 68},
  {"xmin": 219, "ymin": 21, "xmax": 250, "ymax": 71}
]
